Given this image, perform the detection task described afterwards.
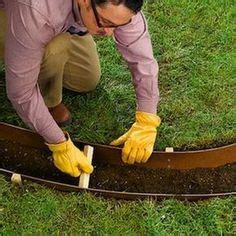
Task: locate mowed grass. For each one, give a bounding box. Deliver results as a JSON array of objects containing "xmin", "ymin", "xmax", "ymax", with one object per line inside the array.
[
  {"xmin": 0, "ymin": 0, "xmax": 235, "ymax": 150},
  {"xmin": 0, "ymin": 0, "xmax": 235, "ymax": 234},
  {"xmin": 0, "ymin": 176, "xmax": 235, "ymax": 235}
]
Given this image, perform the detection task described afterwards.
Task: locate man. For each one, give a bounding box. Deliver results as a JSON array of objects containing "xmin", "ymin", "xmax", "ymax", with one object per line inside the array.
[{"xmin": 0, "ymin": 0, "xmax": 161, "ymax": 177}]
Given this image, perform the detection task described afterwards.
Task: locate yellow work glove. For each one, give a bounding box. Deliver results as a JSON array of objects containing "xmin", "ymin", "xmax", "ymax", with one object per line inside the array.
[
  {"xmin": 46, "ymin": 133, "xmax": 93, "ymax": 177},
  {"xmin": 110, "ymin": 111, "xmax": 161, "ymax": 164}
]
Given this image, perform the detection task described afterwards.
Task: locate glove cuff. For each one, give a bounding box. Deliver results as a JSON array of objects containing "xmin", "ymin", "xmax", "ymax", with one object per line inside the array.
[
  {"xmin": 46, "ymin": 132, "xmax": 73, "ymax": 152},
  {"xmin": 136, "ymin": 111, "xmax": 161, "ymax": 127}
]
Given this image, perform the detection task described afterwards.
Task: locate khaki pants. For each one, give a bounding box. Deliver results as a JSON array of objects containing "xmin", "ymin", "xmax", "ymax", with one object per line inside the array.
[
  {"xmin": 0, "ymin": 10, "xmax": 6, "ymax": 60},
  {"xmin": 0, "ymin": 10, "xmax": 101, "ymax": 108}
]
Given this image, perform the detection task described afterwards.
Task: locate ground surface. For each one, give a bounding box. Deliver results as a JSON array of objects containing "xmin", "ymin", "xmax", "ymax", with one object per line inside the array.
[{"xmin": 0, "ymin": 0, "xmax": 235, "ymax": 234}]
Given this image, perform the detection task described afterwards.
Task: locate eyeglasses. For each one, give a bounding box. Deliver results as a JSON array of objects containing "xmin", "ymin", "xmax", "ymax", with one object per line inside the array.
[{"xmin": 91, "ymin": 0, "xmax": 131, "ymax": 28}]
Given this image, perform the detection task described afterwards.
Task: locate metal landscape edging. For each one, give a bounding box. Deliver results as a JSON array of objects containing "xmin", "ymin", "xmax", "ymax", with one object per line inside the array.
[
  {"xmin": 0, "ymin": 122, "xmax": 235, "ymax": 201},
  {"xmin": 1, "ymin": 168, "xmax": 235, "ymax": 201}
]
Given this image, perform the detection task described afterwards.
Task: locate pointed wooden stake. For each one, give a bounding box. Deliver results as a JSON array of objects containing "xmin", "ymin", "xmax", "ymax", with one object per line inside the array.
[
  {"xmin": 79, "ymin": 145, "xmax": 94, "ymax": 189},
  {"xmin": 165, "ymin": 147, "xmax": 174, "ymax": 152},
  {"xmin": 11, "ymin": 173, "xmax": 22, "ymax": 186}
]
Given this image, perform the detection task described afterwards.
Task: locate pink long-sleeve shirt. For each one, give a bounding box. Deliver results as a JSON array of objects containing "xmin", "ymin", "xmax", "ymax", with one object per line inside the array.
[{"xmin": 0, "ymin": 0, "xmax": 159, "ymax": 143}]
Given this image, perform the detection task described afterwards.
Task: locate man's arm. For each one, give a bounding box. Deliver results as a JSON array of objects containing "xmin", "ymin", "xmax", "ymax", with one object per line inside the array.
[
  {"xmin": 113, "ymin": 11, "xmax": 160, "ymax": 114},
  {"xmin": 5, "ymin": 2, "xmax": 65, "ymax": 143},
  {"xmin": 111, "ymin": 13, "xmax": 161, "ymax": 164},
  {"xmin": 3, "ymin": 2, "xmax": 94, "ymax": 177}
]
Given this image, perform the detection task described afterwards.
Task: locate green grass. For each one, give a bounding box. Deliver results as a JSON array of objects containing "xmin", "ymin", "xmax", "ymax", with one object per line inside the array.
[
  {"xmin": 0, "ymin": 176, "xmax": 235, "ymax": 235},
  {"xmin": 0, "ymin": 1, "xmax": 235, "ymax": 150},
  {"xmin": 0, "ymin": 0, "xmax": 235, "ymax": 234}
]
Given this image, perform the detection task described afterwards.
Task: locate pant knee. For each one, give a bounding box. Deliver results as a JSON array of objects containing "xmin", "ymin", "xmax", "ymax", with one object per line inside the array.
[
  {"xmin": 0, "ymin": 10, "xmax": 6, "ymax": 61},
  {"xmin": 43, "ymin": 33, "xmax": 70, "ymax": 60},
  {"xmin": 85, "ymin": 64, "xmax": 101, "ymax": 91},
  {"xmin": 63, "ymin": 60, "xmax": 101, "ymax": 93}
]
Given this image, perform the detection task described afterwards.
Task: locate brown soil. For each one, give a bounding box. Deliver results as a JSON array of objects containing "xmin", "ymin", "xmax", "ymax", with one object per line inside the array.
[{"xmin": 0, "ymin": 140, "xmax": 235, "ymax": 194}]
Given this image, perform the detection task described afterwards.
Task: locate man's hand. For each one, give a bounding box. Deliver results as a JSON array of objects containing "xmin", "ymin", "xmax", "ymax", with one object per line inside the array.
[
  {"xmin": 46, "ymin": 133, "xmax": 93, "ymax": 177},
  {"xmin": 110, "ymin": 111, "xmax": 161, "ymax": 164}
]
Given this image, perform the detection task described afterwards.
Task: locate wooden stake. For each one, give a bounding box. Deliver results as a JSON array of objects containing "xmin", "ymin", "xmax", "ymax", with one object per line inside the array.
[
  {"xmin": 165, "ymin": 147, "xmax": 174, "ymax": 152},
  {"xmin": 11, "ymin": 173, "xmax": 22, "ymax": 186},
  {"xmin": 79, "ymin": 145, "xmax": 94, "ymax": 189}
]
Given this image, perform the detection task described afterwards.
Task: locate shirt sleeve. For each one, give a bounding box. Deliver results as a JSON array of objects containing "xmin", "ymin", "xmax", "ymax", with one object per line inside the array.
[
  {"xmin": 113, "ymin": 11, "xmax": 160, "ymax": 114},
  {"xmin": 0, "ymin": 0, "xmax": 4, "ymax": 9},
  {"xmin": 4, "ymin": 2, "xmax": 65, "ymax": 143}
]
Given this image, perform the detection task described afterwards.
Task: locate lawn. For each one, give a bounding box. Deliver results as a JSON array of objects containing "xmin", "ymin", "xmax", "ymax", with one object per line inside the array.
[{"xmin": 0, "ymin": 0, "xmax": 235, "ymax": 234}]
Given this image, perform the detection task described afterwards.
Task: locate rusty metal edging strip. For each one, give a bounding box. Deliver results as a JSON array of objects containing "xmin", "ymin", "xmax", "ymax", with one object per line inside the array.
[
  {"xmin": 0, "ymin": 122, "xmax": 235, "ymax": 170},
  {"xmin": 1, "ymin": 168, "xmax": 235, "ymax": 201},
  {"xmin": 0, "ymin": 122, "xmax": 236, "ymax": 201}
]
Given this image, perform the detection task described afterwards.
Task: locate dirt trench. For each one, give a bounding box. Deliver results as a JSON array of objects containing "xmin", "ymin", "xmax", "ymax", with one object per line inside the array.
[{"xmin": 0, "ymin": 140, "xmax": 235, "ymax": 194}]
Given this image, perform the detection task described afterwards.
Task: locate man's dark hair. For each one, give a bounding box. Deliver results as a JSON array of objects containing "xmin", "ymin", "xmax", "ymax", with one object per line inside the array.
[{"xmin": 94, "ymin": 0, "xmax": 144, "ymax": 13}]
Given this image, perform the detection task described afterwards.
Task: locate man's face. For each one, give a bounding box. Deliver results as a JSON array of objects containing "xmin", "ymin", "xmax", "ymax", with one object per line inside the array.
[{"xmin": 77, "ymin": 0, "xmax": 135, "ymax": 36}]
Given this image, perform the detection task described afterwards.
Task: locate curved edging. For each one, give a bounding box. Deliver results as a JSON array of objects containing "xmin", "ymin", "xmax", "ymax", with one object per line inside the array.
[
  {"xmin": 0, "ymin": 122, "xmax": 236, "ymax": 201},
  {"xmin": 0, "ymin": 122, "xmax": 235, "ymax": 170},
  {"xmin": 1, "ymin": 168, "xmax": 235, "ymax": 201}
]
